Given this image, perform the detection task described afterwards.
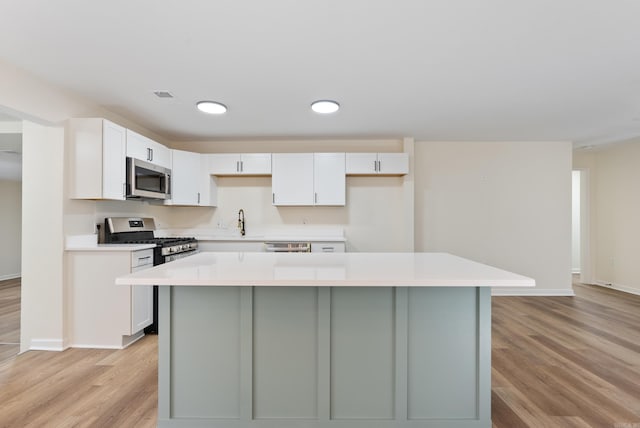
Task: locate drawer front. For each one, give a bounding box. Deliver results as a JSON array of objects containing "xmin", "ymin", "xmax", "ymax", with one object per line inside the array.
[
  {"xmin": 131, "ymin": 249, "xmax": 154, "ymax": 269},
  {"xmin": 311, "ymin": 242, "xmax": 346, "ymax": 253}
]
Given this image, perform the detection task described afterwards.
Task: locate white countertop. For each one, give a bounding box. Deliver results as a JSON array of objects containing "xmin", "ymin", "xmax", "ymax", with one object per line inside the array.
[
  {"xmin": 116, "ymin": 252, "xmax": 535, "ymax": 288},
  {"xmin": 65, "ymin": 234, "xmax": 157, "ymax": 251},
  {"xmin": 156, "ymin": 226, "xmax": 346, "ymax": 242},
  {"xmin": 194, "ymin": 235, "xmax": 346, "ymax": 242},
  {"xmin": 66, "ymin": 243, "xmax": 157, "ymax": 252}
]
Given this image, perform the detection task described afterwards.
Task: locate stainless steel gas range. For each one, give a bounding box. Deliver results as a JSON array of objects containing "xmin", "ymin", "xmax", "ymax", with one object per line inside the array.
[{"xmin": 104, "ymin": 217, "xmax": 198, "ymax": 333}]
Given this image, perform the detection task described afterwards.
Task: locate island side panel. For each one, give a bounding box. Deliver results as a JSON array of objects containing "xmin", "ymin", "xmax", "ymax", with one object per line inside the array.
[
  {"xmin": 330, "ymin": 287, "xmax": 395, "ymax": 419},
  {"xmin": 253, "ymin": 287, "xmax": 319, "ymax": 419},
  {"xmin": 168, "ymin": 286, "xmax": 242, "ymax": 419},
  {"xmin": 407, "ymin": 287, "xmax": 481, "ymax": 420}
]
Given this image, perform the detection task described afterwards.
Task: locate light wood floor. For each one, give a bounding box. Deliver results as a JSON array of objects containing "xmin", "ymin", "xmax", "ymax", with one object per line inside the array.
[
  {"xmin": 0, "ymin": 278, "xmax": 20, "ymax": 364},
  {"xmin": 1, "ymin": 281, "xmax": 639, "ymax": 427},
  {"xmin": 492, "ymin": 281, "xmax": 640, "ymax": 427}
]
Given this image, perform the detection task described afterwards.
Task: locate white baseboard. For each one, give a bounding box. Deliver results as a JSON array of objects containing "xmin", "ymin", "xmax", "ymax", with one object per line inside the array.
[
  {"xmin": 0, "ymin": 273, "xmax": 21, "ymax": 281},
  {"xmin": 571, "ymin": 269, "xmax": 581, "ymax": 274},
  {"xmin": 492, "ymin": 288, "xmax": 575, "ymax": 297},
  {"xmin": 29, "ymin": 338, "xmax": 66, "ymax": 351},
  {"xmin": 71, "ymin": 343, "xmax": 123, "ymax": 350},
  {"xmin": 70, "ymin": 330, "xmax": 145, "ymax": 350},
  {"xmin": 594, "ymin": 280, "xmax": 640, "ymax": 297}
]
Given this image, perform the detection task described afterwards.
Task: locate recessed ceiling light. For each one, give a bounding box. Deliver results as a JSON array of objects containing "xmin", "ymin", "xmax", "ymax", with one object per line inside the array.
[
  {"xmin": 196, "ymin": 101, "xmax": 227, "ymax": 114},
  {"xmin": 311, "ymin": 100, "xmax": 340, "ymax": 114}
]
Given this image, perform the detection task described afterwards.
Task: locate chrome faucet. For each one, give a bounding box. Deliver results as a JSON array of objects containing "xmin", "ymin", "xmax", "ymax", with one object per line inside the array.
[{"xmin": 238, "ymin": 209, "xmax": 246, "ymax": 236}]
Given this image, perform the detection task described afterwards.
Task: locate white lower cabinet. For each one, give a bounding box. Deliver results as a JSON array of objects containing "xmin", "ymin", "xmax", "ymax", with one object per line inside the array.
[
  {"xmin": 67, "ymin": 248, "xmax": 154, "ymax": 349},
  {"xmin": 130, "ymin": 250, "xmax": 153, "ymax": 333},
  {"xmin": 311, "ymin": 242, "xmax": 346, "ymax": 253}
]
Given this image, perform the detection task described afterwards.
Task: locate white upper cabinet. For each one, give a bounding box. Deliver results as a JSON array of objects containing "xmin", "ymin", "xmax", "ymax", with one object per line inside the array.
[
  {"xmin": 346, "ymin": 152, "xmax": 408, "ymax": 175},
  {"xmin": 69, "ymin": 118, "xmax": 127, "ymax": 200},
  {"xmin": 209, "ymin": 153, "xmax": 271, "ymax": 175},
  {"xmin": 125, "ymin": 129, "xmax": 171, "ymax": 169},
  {"xmin": 272, "ymin": 153, "xmax": 345, "ymax": 206},
  {"xmin": 313, "ymin": 153, "xmax": 346, "ymax": 206},
  {"xmin": 167, "ymin": 150, "xmax": 200, "ymax": 206},
  {"xmin": 199, "ymin": 155, "xmax": 217, "ymax": 206},
  {"xmin": 272, "ymin": 153, "xmax": 314, "ymax": 206},
  {"xmin": 167, "ymin": 150, "xmax": 217, "ymax": 207}
]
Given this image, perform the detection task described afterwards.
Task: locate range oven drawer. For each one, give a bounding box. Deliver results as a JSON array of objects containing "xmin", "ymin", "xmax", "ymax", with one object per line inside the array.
[{"xmin": 131, "ymin": 249, "xmax": 154, "ymax": 268}]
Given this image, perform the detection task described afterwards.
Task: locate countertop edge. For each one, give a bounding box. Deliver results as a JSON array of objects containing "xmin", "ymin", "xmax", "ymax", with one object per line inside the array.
[{"xmin": 66, "ymin": 243, "xmax": 157, "ymax": 252}]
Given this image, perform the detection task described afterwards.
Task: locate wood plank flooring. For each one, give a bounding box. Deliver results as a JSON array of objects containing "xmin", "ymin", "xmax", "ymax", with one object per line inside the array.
[
  {"xmin": 0, "ymin": 336, "xmax": 157, "ymax": 428},
  {"xmin": 0, "ymin": 280, "xmax": 639, "ymax": 427},
  {"xmin": 0, "ymin": 278, "xmax": 20, "ymax": 365},
  {"xmin": 492, "ymin": 281, "xmax": 640, "ymax": 428}
]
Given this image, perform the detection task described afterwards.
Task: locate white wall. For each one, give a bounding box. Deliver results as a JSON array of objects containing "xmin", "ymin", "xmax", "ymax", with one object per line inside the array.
[
  {"xmin": 0, "ymin": 179, "xmax": 21, "ymax": 279},
  {"xmin": 574, "ymin": 140, "xmax": 640, "ymax": 295},
  {"xmin": 21, "ymin": 121, "xmax": 65, "ymax": 351},
  {"xmin": 414, "ymin": 141, "xmax": 574, "ymax": 295}
]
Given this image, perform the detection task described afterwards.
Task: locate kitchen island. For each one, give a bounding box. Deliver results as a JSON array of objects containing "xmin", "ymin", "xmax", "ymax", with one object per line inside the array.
[{"xmin": 117, "ymin": 252, "xmax": 534, "ymax": 428}]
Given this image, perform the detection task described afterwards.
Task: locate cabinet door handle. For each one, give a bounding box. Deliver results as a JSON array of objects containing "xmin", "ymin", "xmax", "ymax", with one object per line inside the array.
[
  {"xmin": 150, "ymin": 148, "xmax": 153, "ymax": 162},
  {"xmin": 377, "ymin": 160, "xmax": 381, "ymax": 172},
  {"xmin": 272, "ymin": 193, "xmax": 275, "ymax": 204},
  {"xmin": 240, "ymin": 161, "xmax": 243, "ymax": 172},
  {"xmin": 197, "ymin": 192, "xmax": 201, "ymax": 204},
  {"xmin": 236, "ymin": 161, "xmax": 239, "ymax": 172},
  {"xmin": 315, "ymin": 192, "xmax": 318, "ymax": 204},
  {"xmin": 146, "ymin": 148, "xmax": 150, "ymax": 161},
  {"xmin": 122, "ymin": 183, "xmax": 127, "ymax": 198},
  {"xmin": 374, "ymin": 160, "xmax": 378, "ymax": 172}
]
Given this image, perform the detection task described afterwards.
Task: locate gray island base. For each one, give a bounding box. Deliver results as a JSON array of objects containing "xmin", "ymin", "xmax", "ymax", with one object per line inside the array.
[{"xmin": 116, "ymin": 252, "xmax": 535, "ymax": 428}]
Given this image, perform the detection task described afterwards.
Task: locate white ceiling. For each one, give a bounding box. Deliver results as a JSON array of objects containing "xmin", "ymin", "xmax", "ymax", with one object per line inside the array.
[{"xmin": 1, "ymin": 1, "xmax": 640, "ymax": 147}]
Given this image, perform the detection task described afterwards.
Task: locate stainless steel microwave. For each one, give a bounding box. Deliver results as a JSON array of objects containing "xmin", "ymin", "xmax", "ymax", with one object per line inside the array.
[{"xmin": 126, "ymin": 157, "xmax": 171, "ymax": 200}]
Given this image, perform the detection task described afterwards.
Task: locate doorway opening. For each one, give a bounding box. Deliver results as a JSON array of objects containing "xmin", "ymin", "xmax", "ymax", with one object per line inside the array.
[
  {"xmin": 0, "ymin": 111, "xmax": 22, "ymax": 363},
  {"xmin": 572, "ymin": 169, "xmax": 591, "ymax": 285},
  {"xmin": 572, "ymin": 170, "xmax": 581, "ymax": 275}
]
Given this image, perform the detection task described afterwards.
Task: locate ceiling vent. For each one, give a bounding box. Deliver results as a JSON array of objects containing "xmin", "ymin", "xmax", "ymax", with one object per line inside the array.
[{"xmin": 153, "ymin": 91, "xmax": 174, "ymax": 98}]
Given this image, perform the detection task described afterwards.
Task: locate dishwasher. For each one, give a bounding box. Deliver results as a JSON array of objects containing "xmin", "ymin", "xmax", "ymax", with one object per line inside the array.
[{"xmin": 264, "ymin": 242, "xmax": 311, "ymax": 252}]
